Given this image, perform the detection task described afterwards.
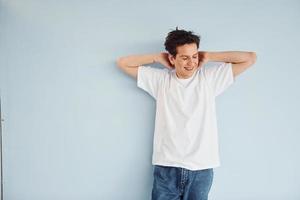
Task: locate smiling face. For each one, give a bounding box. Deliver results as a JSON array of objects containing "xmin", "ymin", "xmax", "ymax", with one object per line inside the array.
[{"xmin": 168, "ymin": 43, "xmax": 199, "ymax": 79}]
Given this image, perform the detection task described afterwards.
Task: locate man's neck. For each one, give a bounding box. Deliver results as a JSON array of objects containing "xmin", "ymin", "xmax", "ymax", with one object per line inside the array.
[{"xmin": 176, "ymin": 72, "xmax": 194, "ymax": 79}]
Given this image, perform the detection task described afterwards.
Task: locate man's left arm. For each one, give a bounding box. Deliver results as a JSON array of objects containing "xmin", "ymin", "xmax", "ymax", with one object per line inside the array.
[{"xmin": 202, "ymin": 51, "xmax": 257, "ymax": 78}]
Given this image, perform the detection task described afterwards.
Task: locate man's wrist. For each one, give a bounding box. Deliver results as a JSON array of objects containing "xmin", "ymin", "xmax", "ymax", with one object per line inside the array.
[
  {"xmin": 205, "ymin": 52, "xmax": 212, "ymax": 62},
  {"xmin": 152, "ymin": 53, "xmax": 161, "ymax": 63}
]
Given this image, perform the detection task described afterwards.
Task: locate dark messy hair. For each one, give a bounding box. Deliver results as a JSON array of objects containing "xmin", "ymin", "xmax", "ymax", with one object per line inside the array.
[{"xmin": 164, "ymin": 27, "xmax": 201, "ymax": 57}]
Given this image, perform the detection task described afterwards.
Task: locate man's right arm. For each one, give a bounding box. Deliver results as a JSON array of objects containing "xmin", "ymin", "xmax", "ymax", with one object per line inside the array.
[{"xmin": 116, "ymin": 53, "xmax": 173, "ymax": 79}]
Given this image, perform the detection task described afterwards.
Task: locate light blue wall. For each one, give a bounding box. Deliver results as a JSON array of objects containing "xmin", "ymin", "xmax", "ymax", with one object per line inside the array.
[{"xmin": 0, "ymin": 0, "xmax": 299, "ymax": 199}]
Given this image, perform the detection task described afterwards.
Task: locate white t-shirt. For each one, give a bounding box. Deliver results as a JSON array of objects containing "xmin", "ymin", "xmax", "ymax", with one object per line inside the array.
[
  {"xmin": 176, "ymin": 69, "xmax": 197, "ymax": 87},
  {"xmin": 137, "ymin": 62, "xmax": 235, "ymax": 170}
]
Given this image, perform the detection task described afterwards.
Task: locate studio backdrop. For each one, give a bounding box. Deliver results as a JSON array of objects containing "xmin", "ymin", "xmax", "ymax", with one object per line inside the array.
[{"xmin": 0, "ymin": 0, "xmax": 299, "ymax": 199}]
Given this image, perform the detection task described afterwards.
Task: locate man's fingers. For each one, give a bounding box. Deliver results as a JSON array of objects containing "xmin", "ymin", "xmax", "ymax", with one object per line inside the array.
[{"xmin": 164, "ymin": 61, "xmax": 173, "ymax": 69}]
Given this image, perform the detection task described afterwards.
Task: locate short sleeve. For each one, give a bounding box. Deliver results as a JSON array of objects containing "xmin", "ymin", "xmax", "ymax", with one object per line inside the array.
[
  {"xmin": 137, "ymin": 66, "xmax": 166, "ymax": 99},
  {"xmin": 203, "ymin": 62, "xmax": 235, "ymax": 97}
]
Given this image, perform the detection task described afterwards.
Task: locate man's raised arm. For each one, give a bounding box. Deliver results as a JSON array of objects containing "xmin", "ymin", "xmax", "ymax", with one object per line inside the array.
[
  {"xmin": 116, "ymin": 53, "xmax": 173, "ymax": 79},
  {"xmin": 203, "ymin": 51, "xmax": 257, "ymax": 78}
]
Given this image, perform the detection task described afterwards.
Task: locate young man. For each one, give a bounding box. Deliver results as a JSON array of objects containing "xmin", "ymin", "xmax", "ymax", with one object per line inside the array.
[{"xmin": 116, "ymin": 28, "xmax": 256, "ymax": 200}]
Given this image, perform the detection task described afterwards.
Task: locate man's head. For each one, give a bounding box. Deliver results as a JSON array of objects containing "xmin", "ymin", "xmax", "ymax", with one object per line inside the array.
[{"xmin": 164, "ymin": 28, "xmax": 201, "ymax": 79}]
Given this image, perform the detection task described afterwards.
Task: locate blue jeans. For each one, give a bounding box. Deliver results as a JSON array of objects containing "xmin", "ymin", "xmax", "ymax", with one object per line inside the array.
[{"xmin": 151, "ymin": 165, "xmax": 214, "ymax": 200}]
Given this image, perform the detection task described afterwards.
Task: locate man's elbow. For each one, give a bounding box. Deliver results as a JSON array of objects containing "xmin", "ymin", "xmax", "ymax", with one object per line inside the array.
[
  {"xmin": 116, "ymin": 57, "xmax": 126, "ymax": 68},
  {"xmin": 248, "ymin": 52, "xmax": 257, "ymax": 65}
]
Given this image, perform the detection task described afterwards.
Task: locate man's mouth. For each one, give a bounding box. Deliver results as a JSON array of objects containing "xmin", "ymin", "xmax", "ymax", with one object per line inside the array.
[{"xmin": 184, "ymin": 67, "xmax": 194, "ymax": 71}]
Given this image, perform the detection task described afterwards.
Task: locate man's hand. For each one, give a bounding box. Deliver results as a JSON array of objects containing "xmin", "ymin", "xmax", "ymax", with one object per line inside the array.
[
  {"xmin": 155, "ymin": 52, "xmax": 174, "ymax": 70},
  {"xmin": 198, "ymin": 51, "xmax": 209, "ymax": 67}
]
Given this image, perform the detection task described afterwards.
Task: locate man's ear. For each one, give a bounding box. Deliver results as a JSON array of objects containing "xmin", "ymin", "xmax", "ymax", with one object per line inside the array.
[{"xmin": 168, "ymin": 54, "xmax": 175, "ymax": 66}]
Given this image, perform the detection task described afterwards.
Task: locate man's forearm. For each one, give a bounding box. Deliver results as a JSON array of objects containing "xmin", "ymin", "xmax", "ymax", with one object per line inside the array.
[
  {"xmin": 117, "ymin": 53, "xmax": 158, "ymax": 68},
  {"xmin": 206, "ymin": 51, "xmax": 256, "ymax": 64}
]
